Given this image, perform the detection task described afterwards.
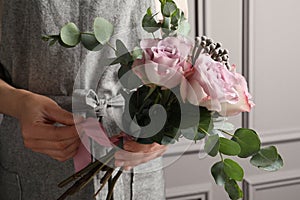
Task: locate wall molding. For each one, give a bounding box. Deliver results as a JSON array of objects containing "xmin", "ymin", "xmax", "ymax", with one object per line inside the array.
[
  {"xmin": 259, "ymin": 128, "xmax": 300, "ymax": 146},
  {"xmin": 243, "ymin": 169, "xmax": 300, "ymax": 200},
  {"xmin": 166, "ymin": 183, "xmax": 212, "ymax": 200}
]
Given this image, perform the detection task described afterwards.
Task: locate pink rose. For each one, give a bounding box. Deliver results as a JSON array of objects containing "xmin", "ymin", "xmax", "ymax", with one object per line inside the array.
[
  {"xmin": 132, "ymin": 36, "xmax": 193, "ymax": 88},
  {"xmin": 181, "ymin": 54, "xmax": 254, "ymax": 116}
]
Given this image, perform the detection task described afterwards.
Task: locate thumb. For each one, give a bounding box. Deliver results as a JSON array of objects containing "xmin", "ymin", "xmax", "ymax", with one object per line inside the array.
[{"xmin": 46, "ymin": 105, "xmax": 82, "ymax": 126}]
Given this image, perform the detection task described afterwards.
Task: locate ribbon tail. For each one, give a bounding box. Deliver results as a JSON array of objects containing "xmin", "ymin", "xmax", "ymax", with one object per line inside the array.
[{"xmin": 73, "ymin": 135, "xmax": 91, "ymax": 172}]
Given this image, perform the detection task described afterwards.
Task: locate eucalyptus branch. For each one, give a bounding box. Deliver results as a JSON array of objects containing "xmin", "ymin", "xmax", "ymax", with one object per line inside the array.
[
  {"xmin": 218, "ymin": 129, "xmax": 234, "ymax": 137},
  {"xmin": 106, "ymin": 42, "xmax": 117, "ymax": 52}
]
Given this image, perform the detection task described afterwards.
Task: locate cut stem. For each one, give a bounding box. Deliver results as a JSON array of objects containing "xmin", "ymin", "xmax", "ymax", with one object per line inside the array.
[
  {"xmin": 106, "ymin": 168, "xmax": 123, "ymax": 200},
  {"xmin": 93, "ymin": 168, "xmax": 115, "ymax": 198}
]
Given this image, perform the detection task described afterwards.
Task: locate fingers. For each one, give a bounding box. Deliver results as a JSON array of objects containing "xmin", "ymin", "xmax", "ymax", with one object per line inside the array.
[
  {"xmin": 45, "ymin": 105, "xmax": 83, "ymax": 126},
  {"xmin": 123, "ymin": 140, "xmax": 167, "ymax": 153},
  {"xmin": 27, "ymin": 137, "xmax": 81, "ymax": 162},
  {"xmin": 114, "ymin": 142, "xmax": 167, "ymax": 170},
  {"xmin": 22, "ymin": 124, "xmax": 80, "ymax": 141}
]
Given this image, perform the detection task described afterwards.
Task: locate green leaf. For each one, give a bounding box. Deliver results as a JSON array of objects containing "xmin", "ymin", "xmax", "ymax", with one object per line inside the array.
[
  {"xmin": 161, "ymin": 136, "xmax": 176, "ymax": 145},
  {"xmin": 80, "ymin": 33, "xmax": 103, "ymax": 51},
  {"xmin": 211, "ymin": 161, "xmax": 227, "ymax": 186},
  {"xmin": 261, "ymin": 154, "xmax": 284, "ymax": 172},
  {"xmin": 93, "ymin": 17, "xmax": 114, "ymax": 45},
  {"xmin": 179, "ymin": 104, "xmax": 201, "ymax": 129},
  {"xmin": 181, "ymin": 126, "xmax": 206, "ymax": 141},
  {"xmin": 116, "ymin": 39, "xmax": 129, "ymax": 57},
  {"xmin": 118, "ymin": 66, "xmax": 142, "ymax": 90},
  {"xmin": 219, "ymin": 138, "xmax": 241, "ymax": 156},
  {"xmin": 58, "ymin": 37, "xmax": 76, "ymax": 48},
  {"xmin": 250, "ymin": 146, "xmax": 278, "ymax": 168},
  {"xmin": 204, "ymin": 134, "xmax": 219, "ymax": 157},
  {"xmin": 142, "ymin": 13, "xmax": 160, "ymax": 33},
  {"xmin": 171, "ymin": 8, "xmax": 180, "ymax": 26},
  {"xmin": 177, "ymin": 20, "xmax": 191, "ymax": 36},
  {"xmin": 198, "ymin": 107, "xmax": 213, "ymax": 134},
  {"xmin": 232, "ymin": 128, "xmax": 261, "ymax": 158},
  {"xmin": 225, "ymin": 179, "xmax": 243, "ymax": 200},
  {"xmin": 60, "ymin": 22, "xmax": 81, "ymax": 46},
  {"xmin": 147, "ymin": 7, "xmax": 152, "ymax": 16},
  {"xmin": 132, "ymin": 47, "xmax": 143, "ymax": 60},
  {"xmin": 223, "ymin": 159, "xmax": 244, "ymax": 181},
  {"xmin": 162, "ymin": 1, "xmax": 177, "ymax": 17}
]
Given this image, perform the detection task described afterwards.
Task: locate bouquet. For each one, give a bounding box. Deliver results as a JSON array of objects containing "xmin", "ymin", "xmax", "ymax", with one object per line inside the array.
[{"xmin": 43, "ymin": 0, "xmax": 283, "ymax": 199}]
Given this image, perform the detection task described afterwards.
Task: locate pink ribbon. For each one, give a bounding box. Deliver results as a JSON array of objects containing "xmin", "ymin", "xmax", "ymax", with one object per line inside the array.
[{"xmin": 73, "ymin": 117, "xmax": 131, "ymax": 172}]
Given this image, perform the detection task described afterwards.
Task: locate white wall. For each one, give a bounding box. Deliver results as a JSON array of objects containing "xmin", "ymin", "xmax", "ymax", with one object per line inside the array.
[{"xmin": 164, "ymin": 0, "xmax": 300, "ymax": 199}]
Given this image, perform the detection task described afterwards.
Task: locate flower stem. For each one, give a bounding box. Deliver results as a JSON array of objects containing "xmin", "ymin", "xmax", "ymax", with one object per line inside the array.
[
  {"xmin": 218, "ymin": 129, "xmax": 234, "ymax": 137},
  {"xmin": 106, "ymin": 168, "xmax": 123, "ymax": 200},
  {"xmin": 93, "ymin": 168, "xmax": 115, "ymax": 198},
  {"xmin": 106, "ymin": 42, "xmax": 117, "ymax": 52},
  {"xmin": 199, "ymin": 127, "xmax": 209, "ymax": 135},
  {"xmin": 219, "ymin": 152, "xmax": 224, "ymax": 161}
]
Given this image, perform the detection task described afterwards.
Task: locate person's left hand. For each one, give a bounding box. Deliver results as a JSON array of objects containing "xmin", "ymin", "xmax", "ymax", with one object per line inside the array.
[{"xmin": 114, "ymin": 140, "xmax": 167, "ymax": 171}]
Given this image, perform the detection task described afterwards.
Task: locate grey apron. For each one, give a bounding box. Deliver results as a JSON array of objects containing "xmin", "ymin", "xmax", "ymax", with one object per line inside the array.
[{"xmin": 0, "ymin": 0, "xmax": 165, "ymax": 199}]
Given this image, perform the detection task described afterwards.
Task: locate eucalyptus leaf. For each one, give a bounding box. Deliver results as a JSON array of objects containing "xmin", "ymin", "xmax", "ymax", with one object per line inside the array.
[
  {"xmin": 81, "ymin": 33, "xmax": 103, "ymax": 51},
  {"xmin": 211, "ymin": 161, "xmax": 227, "ymax": 186},
  {"xmin": 181, "ymin": 126, "xmax": 206, "ymax": 141},
  {"xmin": 177, "ymin": 20, "xmax": 191, "ymax": 36},
  {"xmin": 198, "ymin": 107, "xmax": 213, "ymax": 134},
  {"xmin": 161, "ymin": 136, "xmax": 176, "ymax": 145},
  {"xmin": 94, "ymin": 17, "xmax": 114, "ymax": 45},
  {"xmin": 232, "ymin": 128, "xmax": 261, "ymax": 158},
  {"xmin": 116, "ymin": 39, "xmax": 129, "ymax": 57},
  {"xmin": 118, "ymin": 66, "xmax": 142, "ymax": 90},
  {"xmin": 250, "ymin": 146, "xmax": 278, "ymax": 168},
  {"xmin": 219, "ymin": 138, "xmax": 241, "ymax": 156},
  {"xmin": 204, "ymin": 134, "xmax": 219, "ymax": 157},
  {"xmin": 162, "ymin": 1, "xmax": 177, "ymax": 17},
  {"xmin": 224, "ymin": 179, "xmax": 243, "ymax": 200},
  {"xmin": 223, "ymin": 159, "xmax": 244, "ymax": 181},
  {"xmin": 142, "ymin": 13, "xmax": 160, "ymax": 33},
  {"xmin": 60, "ymin": 22, "xmax": 81, "ymax": 46},
  {"xmin": 179, "ymin": 104, "xmax": 201, "ymax": 129},
  {"xmin": 132, "ymin": 47, "xmax": 143, "ymax": 60},
  {"xmin": 260, "ymin": 154, "xmax": 284, "ymax": 172}
]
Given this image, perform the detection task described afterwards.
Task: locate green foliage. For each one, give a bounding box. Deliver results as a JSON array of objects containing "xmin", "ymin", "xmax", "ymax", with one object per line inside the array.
[
  {"xmin": 60, "ymin": 22, "xmax": 81, "ymax": 46},
  {"xmin": 225, "ymin": 179, "xmax": 243, "ymax": 200},
  {"xmin": 93, "ymin": 17, "xmax": 114, "ymax": 45},
  {"xmin": 250, "ymin": 146, "xmax": 283, "ymax": 171},
  {"xmin": 204, "ymin": 134, "xmax": 219, "ymax": 157},
  {"xmin": 262, "ymin": 154, "xmax": 284, "ymax": 172},
  {"xmin": 181, "ymin": 126, "xmax": 206, "ymax": 141},
  {"xmin": 81, "ymin": 33, "xmax": 103, "ymax": 51},
  {"xmin": 232, "ymin": 128, "xmax": 261, "ymax": 158},
  {"xmin": 198, "ymin": 107, "xmax": 213, "ymax": 134},
  {"xmin": 211, "ymin": 161, "xmax": 227, "ymax": 185},
  {"xmin": 219, "ymin": 138, "xmax": 241, "ymax": 156},
  {"xmin": 161, "ymin": 1, "xmax": 177, "ymax": 17},
  {"xmin": 177, "ymin": 19, "xmax": 191, "ymax": 36},
  {"xmin": 142, "ymin": 8, "xmax": 160, "ymax": 33},
  {"xmin": 223, "ymin": 159, "xmax": 244, "ymax": 181}
]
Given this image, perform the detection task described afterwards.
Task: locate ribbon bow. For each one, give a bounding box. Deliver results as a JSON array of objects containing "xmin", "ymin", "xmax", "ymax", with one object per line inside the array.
[
  {"xmin": 73, "ymin": 89, "xmax": 125, "ymax": 118},
  {"xmin": 72, "ymin": 89, "xmax": 125, "ymax": 171}
]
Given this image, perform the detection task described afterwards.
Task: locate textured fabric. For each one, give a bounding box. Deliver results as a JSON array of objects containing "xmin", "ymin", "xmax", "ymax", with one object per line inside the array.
[{"xmin": 0, "ymin": 0, "xmax": 165, "ymax": 200}]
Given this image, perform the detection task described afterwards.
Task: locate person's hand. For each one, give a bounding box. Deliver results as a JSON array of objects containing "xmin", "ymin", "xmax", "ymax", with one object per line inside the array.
[
  {"xmin": 17, "ymin": 91, "xmax": 82, "ymax": 162},
  {"xmin": 114, "ymin": 140, "xmax": 167, "ymax": 171}
]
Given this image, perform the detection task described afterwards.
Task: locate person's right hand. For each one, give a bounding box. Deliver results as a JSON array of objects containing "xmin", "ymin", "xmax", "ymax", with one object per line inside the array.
[{"xmin": 17, "ymin": 91, "xmax": 82, "ymax": 162}]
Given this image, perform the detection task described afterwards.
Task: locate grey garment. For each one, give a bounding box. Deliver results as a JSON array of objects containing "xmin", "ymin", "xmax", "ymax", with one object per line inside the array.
[{"xmin": 0, "ymin": 0, "xmax": 165, "ymax": 200}]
